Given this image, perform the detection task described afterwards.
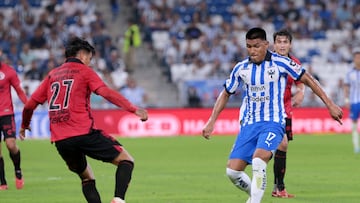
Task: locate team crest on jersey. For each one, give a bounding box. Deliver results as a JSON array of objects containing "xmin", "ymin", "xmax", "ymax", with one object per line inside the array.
[
  {"xmin": 0, "ymin": 71, "xmax": 5, "ymax": 80},
  {"xmin": 268, "ymin": 69, "xmax": 275, "ymax": 78},
  {"xmin": 290, "ymin": 60, "xmax": 297, "ymax": 66},
  {"xmin": 266, "ymin": 66, "xmax": 279, "ymax": 81}
]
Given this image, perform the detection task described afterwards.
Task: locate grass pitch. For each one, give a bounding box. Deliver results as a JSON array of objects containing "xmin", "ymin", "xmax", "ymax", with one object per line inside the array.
[{"xmin": 1, "ymin": 134, "xmax": 359, "ymax": 203}]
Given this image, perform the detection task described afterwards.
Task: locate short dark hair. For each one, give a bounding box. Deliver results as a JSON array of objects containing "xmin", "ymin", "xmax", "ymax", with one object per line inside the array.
[
  {"xmin": 65, "ymin": 37, "xmax": 95, "ymax": 58},
  {"xmin": 246, "ymin": 27, "xmax": 267, "ymax": 40},
  {"xmin": 273, "ymin": 29, "xmax": 293, "ymax": 42}
]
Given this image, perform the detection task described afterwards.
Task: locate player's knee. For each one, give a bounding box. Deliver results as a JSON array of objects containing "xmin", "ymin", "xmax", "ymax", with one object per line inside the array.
[
  {"xmin": 68, "ymin": 162, "xmax": 87, "ymax": 175},
  {"xmin": 278, "ymin": 140, "xmax": 288, "ymax": 151},
  {"xmin": 5, "ymin": 138, "xmax": 17, "ymax": 151},
  {"xmin": 226, "ymin": 168, "xmax": 251, "ymax": 193}
]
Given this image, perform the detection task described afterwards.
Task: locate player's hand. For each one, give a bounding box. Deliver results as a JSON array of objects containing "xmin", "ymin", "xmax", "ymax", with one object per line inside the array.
[
  {"xmin": 19, "ymin": 126, "xmax": 31, "ymax": 141},
  {"xmin": 328, "ymin": 103, "xmax": 343, "ymax": 125},
  {"xmin": 202, "ymin": 121, "xmax": 214, "ymax": 140},
  {"xmin": 135, "ymin": 108, "xmax": 148, "ymax": 122}
]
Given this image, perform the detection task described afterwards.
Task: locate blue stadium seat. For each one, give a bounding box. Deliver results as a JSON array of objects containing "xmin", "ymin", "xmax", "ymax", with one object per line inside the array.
[
  {"xmin": 0, "ymin": 0, "xmax": 18, "ymax": 7},
  {"xmin": 28, "ymin": 0, "xmax": 42, "ymax": 7},
  {"xmin": 307, "ymin": 48, "xmax": 321, "ymax": 57}
]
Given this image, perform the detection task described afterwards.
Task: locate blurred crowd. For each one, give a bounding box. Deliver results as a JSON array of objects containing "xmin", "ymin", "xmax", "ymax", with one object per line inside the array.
[
  {"xmin": 125, "ymin": 0, "xmax": 360, "ymax": 107},
  {"xmin": 0, "ymin": 0, "xmax": 133, "ymax": 109},
  {"xmin": 2, "ymin": 0, "xmax": 360, "ymax": 109}
]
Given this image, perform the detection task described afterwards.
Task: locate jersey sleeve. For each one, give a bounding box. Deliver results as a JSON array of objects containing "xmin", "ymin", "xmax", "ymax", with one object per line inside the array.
[
  {"xmin": 84, "ymin": 68, "xmax": 106, "ymax": 92},
  {"xmin": 31, "ymin": 76, "xmax": 50, "ymax": 104},
  {"xmin": 224, "ymin": 62, "xmax": 242, "ymax": 94},
  {"xmin": 9, "ymin": 68, "xmax": 21, "ymax": 87},
  {"xmin": 276, "ymin": 57, "xmax": 305, "ymax": 81}
]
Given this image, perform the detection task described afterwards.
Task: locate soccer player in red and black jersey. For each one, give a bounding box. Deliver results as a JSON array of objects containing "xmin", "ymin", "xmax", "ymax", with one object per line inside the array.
[
  {"xmin": 0, "ymin": 49, "xmax": 27, "ymax": 190},
  {"xmin": 271, "ymin": 29, "xmax": 305, "ymax": 198},
  {"xmin": 20, "ymin": 37, "xmax": 148, "ymax": 203}
]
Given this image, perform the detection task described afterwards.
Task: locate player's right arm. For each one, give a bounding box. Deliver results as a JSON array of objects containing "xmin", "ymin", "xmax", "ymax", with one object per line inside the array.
[
  {"xmin": 203, "ymin": 62, "xmax": 242, "ymax": 139},
  {"xmin": 20, "ymin": 77, "xmax": 49, "ymax": 140},
  {"xmin": 202, "ymin": 89, "xmax": 230, "ymax": 140}
]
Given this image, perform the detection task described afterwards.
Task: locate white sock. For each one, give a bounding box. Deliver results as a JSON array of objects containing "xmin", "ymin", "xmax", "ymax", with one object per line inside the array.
[
  {"xmin": 352, "ymin": 123, "xmax": 359, "ymax": 152},
  {"xmin": 251, "ymin": 158, "xmax": 267, "ymax": 203},
  {"xmin": 226, "ymin": 168, "xmax": 251, "ymax": 195}
]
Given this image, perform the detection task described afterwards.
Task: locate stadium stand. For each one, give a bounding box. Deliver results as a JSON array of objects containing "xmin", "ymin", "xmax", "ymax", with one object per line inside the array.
[
  {"xmin": 2, "ymin": 0, "xmax": 360, "ymax": 108},
  {"xmin": 129, "ymin": 0, "xmax": 360, "ymax": 107}
]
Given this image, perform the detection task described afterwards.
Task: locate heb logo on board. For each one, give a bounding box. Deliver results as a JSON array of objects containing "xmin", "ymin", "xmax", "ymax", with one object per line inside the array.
[{"xmin": 118, "ymin": 114, "xmax": 181, "ymax": 137}]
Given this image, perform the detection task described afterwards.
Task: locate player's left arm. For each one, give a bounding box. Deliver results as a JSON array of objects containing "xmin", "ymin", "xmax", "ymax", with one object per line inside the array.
[
  {"xmin": 292, "ymin": 81, "xmax": 305, "ymax": 107},
  {"xmin": 299, "ymin": 72, "xmax": 343, "ymax": 124}
]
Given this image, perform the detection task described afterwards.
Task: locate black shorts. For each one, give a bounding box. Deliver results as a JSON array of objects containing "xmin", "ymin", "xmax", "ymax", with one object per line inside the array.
[
  {"xmin": 285, "ymin": 118, "xmax": 293, "ymax": 141},
  {"xmin": 54, "ymin": 129, "xmax": 123, "ymax": 174},
  {"xmin": 0, "ymin": 114, "xmax": 16, "ymax": 141}
]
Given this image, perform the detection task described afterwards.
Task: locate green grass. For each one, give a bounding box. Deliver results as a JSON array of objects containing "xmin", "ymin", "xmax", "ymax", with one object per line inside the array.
[{"xmin": 1, "ymin": 134, "xmax": 359, "ymax": 203}]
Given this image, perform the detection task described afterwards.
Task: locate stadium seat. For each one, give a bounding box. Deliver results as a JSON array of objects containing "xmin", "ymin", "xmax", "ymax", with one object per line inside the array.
[
  {"xmin": 28, "ymin": 0, "xmax": 41, "ymax": 7},
  {"xmin": 170, "ymin": 63, "xmax": 191, "ymax": 82},
  {"xmin": 151, "ymin": 31, "xmax": 170, "ymax": 51},
  {"xmin": 0, "ymin": 0, "xmax": 18, "ymax": 7}
]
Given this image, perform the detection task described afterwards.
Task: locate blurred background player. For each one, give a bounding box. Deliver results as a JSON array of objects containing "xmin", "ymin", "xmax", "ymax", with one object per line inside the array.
[
  {"xmin": 19, "ymin": 37, "xmax": 148, "ymax": 203},
  {"xmin": 271, "ymin": 29, "xmax": 305, "ymax": 198},
  {"xmin": 344, "ymin": 48, "xmax": 360, "ymax": 154},
  {"xmin": 0, "ymin": 48, "xmax": 27, "ymax": 190}
]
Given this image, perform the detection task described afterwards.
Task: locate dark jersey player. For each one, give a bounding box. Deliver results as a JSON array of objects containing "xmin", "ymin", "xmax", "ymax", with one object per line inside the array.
[
  {"xmin": 19, "ymin": 37, "xmax": 148, "ymax": 203},
  {"xmin": 0, "ymin": 49, "xmax": 27, "ymax": 190},
  {"xmin": 272, "ymin": 29, "xmax": 305, "ymax": 198}
]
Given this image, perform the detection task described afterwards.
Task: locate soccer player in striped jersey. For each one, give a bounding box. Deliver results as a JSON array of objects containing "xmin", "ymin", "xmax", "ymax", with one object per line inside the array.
[
  {"xmin": 19, "ymin": 37, "xmax": 148, "ymax": 203},
  {"xmin": 271, "ymin": 29, "xmax": 305, "ymax": 198},
  {"xmin": 202, "ymin": 27, "xmax": 343, "ymax": 203},
  {"xmin": 0, "ymin": 49, "xmax": 27, "ymax": 190},
  {"xmin": 344, "ymin": 48, "xmax": 360, "ymax": 154}
]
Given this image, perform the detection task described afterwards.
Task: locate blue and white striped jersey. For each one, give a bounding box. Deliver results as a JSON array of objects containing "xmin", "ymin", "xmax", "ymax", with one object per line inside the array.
[
  {"xmin": 344, "ymin": 68, "xmax": 360, "ymax": 104},
  {"xmin": 226, "ymin": 51, "xmax": 305, "ymax": 126}
]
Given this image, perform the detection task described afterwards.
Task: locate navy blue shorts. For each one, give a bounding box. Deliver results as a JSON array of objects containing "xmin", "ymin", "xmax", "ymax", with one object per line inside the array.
[
  {"xmin": 0, "ymin": 114, "xmax": 16, "ymax": 141},
  {"xmin": 54, "ymin": 129, "xmax": 123, "ymax": 174}
]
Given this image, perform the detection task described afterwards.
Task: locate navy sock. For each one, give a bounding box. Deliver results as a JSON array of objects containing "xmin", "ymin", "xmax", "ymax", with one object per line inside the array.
[
  {"xmin": 10, "ymin": 150, "xmax": 21, "ymax": 179},
  {"xmin": 82, "ymin": 179, "xmax": 101, "ymax": 203},
  {"xmin": 115, "ymin": 160, "xmax": 134, "ymax": 200},
  {"xmin": 274, "ymin": 150, "xmax": 286, "ymax": 191}
]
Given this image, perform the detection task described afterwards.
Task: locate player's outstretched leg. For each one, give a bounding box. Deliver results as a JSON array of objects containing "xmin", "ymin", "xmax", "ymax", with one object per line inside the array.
[{"xmin": 112, "ymin": 160, "xmax": 134, "ymax": 203}]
